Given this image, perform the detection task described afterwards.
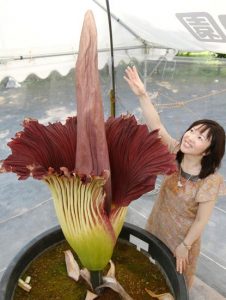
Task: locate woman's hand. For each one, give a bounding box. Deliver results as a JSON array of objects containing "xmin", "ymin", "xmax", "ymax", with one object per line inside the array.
[
  {"xmin": 174, "ymin": 243, "xmax": 189, "ymax": 274},
  {"xmin": 124, "ymin": 66, "xmax": 147, "ymax": 97}
]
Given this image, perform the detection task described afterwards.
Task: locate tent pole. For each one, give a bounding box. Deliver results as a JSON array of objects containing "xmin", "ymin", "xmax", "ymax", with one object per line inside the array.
[{"xmin": 105, "ymin": 0, "xmax": 116, "ymax": 117}]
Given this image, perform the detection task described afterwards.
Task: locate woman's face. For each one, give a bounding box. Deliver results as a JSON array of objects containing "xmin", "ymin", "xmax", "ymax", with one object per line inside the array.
[{"xmin": 180, "ymin": 125, "xmax": 212, "ymax": 156}]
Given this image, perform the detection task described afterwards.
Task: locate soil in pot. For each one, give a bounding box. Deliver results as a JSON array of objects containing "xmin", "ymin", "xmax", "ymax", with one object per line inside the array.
[{"xmin": 14, "ymin": 239, "xmax": 171, "ymax": 300}]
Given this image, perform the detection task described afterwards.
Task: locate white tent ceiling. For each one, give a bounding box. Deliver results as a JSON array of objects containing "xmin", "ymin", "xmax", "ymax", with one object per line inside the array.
[{"xmin": 1, "ymin": 0, "xmax": 226, "ymax": 82}]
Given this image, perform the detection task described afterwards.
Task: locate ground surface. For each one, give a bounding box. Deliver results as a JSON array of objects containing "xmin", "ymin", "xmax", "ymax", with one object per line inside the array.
[{"xmin": 0, "ymin": 58, "xmax": 226, "ymax": 299}]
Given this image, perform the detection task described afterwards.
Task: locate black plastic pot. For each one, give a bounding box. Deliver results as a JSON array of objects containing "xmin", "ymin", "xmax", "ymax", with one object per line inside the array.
[{"xmin": 0, "ymin": 222, "xmax": 189, "ymax": 300}]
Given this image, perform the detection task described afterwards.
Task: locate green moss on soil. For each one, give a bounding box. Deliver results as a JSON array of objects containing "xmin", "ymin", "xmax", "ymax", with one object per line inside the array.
[{"xmin": 14, "ymin": 239, "xmax": 171, "ymax": 300}]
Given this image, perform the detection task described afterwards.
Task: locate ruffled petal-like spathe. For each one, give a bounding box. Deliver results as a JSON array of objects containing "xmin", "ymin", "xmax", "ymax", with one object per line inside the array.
[
  {"xmin": 106, "ymin": 115, "xmax": 177, "ymax": 207},
  {"xmin": 1, "ymin": 117, "xmax": 77, "ymax": 179}
]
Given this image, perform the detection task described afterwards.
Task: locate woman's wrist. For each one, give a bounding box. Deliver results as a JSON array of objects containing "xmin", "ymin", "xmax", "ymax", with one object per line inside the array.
[
  {"xmin": 181, "ymin": 240, "xmax": 191, "ymax": 250},
  {"xmin": 138, "ymin": 90, "xmax": 149, "ymax": 99}
]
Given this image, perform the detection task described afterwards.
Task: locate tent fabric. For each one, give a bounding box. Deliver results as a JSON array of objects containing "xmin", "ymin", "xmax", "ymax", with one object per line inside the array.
[{"xmin": 1, "ymin": 0, "xmax": 226, "ymax": 82}]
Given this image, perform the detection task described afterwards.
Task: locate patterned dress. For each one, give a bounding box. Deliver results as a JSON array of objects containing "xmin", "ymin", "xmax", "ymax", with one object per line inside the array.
[{"xmin": 146, "ymin": 142, "xmax": 223, "ymax": 288}]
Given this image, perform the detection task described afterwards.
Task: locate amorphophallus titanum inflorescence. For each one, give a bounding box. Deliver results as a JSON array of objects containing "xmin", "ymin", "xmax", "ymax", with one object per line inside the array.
[{"xmin": 0, "ymin": 10, "xmax": 177, "ymax": 295}]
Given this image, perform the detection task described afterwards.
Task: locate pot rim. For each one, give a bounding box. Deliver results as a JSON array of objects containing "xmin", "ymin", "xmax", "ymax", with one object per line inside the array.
[{"xmin": 0, "ymin": 222, "xmax": 188, "ymax": 300}]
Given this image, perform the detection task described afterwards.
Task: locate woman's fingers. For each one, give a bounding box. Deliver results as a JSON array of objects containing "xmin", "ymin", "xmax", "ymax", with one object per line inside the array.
[
  {"xmin": 124, "ymin": 70, "xmax": 133, "ymax": 83},
  {"xmin": 124, "ymin": 66, "xmax": 146, "ymax": 97},
  {"xmin": 123, "ymin": 75, "xmax": 130, "ymax": 84},
  {"xmin": 182, "ymin": 259, "xmax": 187, "ymax": 272},
  {"xmin": 125, "ymin": 66, "xmax": 138, "ymax": 80},
  {"xmin": 125, "ymin": 66, "xmax": 133, "ymax": 76},
  {"xmin": 186, "ymin": 256, "xmax": 189, "ymax": 265},
  {"xmin": 132, "ymin": 66, "xmax": 141, "ymax": 80},
  {"xmin": 176, "ymin": 258, "xmax": 180, "ymax": 272},
  {"xmin": 125, "ymin": 66, "xmax": 141, "ymax": 83},
  {"xmin": 176, "ymin": 258, "xmax": 187, "ymax": 274},
  {"xmin": 177, "ymin": 259, "xmax": 183, "ymax": 274}
]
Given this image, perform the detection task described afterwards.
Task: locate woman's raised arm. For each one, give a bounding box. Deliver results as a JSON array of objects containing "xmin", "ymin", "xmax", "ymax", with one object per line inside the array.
[{"xmin": 124, "ymin": 66, "xmax": 174, "ymax": 149}]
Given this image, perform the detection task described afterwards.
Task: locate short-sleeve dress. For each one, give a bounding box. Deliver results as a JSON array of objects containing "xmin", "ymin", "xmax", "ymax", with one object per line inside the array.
[{"xmin": 145, "ymin": 140, "xmax": 223, "ymax": 288}]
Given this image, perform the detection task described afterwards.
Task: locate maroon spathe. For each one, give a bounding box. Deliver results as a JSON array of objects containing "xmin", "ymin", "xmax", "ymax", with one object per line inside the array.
[{"xmin": 1, "ymin": 114, "xmax": 177, "ymax": 208}]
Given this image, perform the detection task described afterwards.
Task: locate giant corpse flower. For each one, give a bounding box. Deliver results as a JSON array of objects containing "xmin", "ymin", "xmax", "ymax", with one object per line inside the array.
[{"xmin": 1, "ymin": 10, "xmax": 176, "ymax": 293}]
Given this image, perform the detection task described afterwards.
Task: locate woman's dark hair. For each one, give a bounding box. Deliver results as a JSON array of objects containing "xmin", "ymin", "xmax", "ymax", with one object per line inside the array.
[{"xmin": 176, "ymin": 119, "xmax": 225, "ymax": 179}]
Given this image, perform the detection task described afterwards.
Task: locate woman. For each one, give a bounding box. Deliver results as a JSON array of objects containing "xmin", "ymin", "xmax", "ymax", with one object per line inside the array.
[{"xmin": 124, "ymin": 66, "xmax": 225, "ymax": 288}]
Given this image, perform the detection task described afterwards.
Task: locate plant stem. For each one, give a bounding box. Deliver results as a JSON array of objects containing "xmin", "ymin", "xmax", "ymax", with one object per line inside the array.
[{"xmin": 90, "ymin": 270, "xmax": 103, "ymax": 293}]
